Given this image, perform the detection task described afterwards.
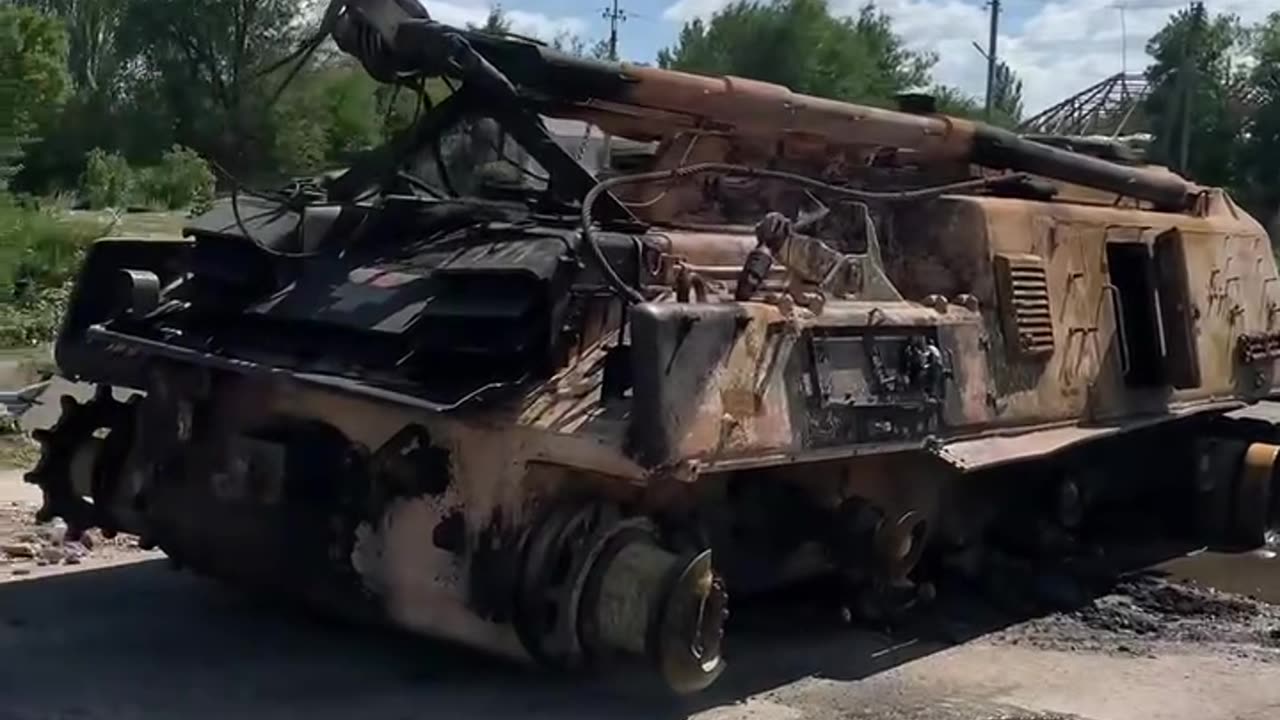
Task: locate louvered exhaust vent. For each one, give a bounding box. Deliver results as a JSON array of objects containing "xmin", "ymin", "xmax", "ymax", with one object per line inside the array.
[{"xmin": 994, "ymin": 253, "xmax": 1055, "ymax": 358}]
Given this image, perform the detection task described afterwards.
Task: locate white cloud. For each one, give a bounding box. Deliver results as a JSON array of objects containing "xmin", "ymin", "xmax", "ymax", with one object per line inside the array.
[
  {"xmin": 422, "ymin": 1, "xmax": 587, "ymax": 40},
  {"xmin": 662, "ymin": 0, "xmax": 735, "ymax": 21},
  {"xmin": 661, "ymin": 0, "xmax": 1280, "ymax": 116}
]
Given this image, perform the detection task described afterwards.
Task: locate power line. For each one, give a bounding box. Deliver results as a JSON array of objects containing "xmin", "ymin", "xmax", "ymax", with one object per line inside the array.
[{"xmin": 1114, "ymin": 0, "xmax": 1198, "ymax": 75}]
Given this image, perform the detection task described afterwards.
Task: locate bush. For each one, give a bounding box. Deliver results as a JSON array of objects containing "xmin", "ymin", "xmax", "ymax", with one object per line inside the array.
[
  {"xmin": 273, "ymin": 113, "xmax": 328, "ymax": 177},
  {"xmin": 139, "ymin": 145, "xmax": 215, "ymax": 212},
  {"xmin": 80, "ymin": 147, "xmax": 133, "ymax": 209},
  {"xmin": 0, "ymin": 194, "xmax": 107, "ymax": 347},
  {"xmin": 79, "ymin": 145, "xmax": 216, "ymax": 212}
]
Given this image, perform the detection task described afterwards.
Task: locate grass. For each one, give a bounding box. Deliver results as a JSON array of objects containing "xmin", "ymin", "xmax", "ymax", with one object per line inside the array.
[
  {"xmin": 0, "ymin": 420, "xmax": 39, "ymax": 470},
  {"xmin": 0, "ymin": 201, "xmax": 186, "ymax": 468},
  {"xmin": 0, "ymin": 201, "xmax": 106, "ymax": 349},
  {"xmin": 67, "ymin": 209, "xmax": 189, "ymax": 238},
  {"xmin": 0, "ymin": 202, "xmax": 187, "ymax": 350}
]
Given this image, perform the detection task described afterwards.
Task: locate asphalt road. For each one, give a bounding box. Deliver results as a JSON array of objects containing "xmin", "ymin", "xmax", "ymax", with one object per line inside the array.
[{"xmin": 2, "ymin": 548, "xmax": 1280, "ymax": 720}]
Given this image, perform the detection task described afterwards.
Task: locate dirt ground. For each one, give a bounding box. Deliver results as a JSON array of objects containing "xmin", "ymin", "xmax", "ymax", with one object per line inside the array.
[
  {"xmin": 0, "ymin": 471, "xmax": 160, "ymax": 579},
  {"xmin": 2, "ymin": 466, "xmax": 1280, "ymax": 720}
]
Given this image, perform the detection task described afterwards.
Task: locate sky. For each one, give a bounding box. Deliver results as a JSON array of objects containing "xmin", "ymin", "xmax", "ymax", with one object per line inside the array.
[{"xmin": 417, "ymin": 0, "xmax": 1280, "ymax": 117}]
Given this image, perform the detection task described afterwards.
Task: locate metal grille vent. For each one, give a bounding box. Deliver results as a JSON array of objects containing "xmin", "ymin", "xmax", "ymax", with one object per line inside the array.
[{"xmin": 994, "ymin": 253, "xmax": 1055, "ymax": 358}]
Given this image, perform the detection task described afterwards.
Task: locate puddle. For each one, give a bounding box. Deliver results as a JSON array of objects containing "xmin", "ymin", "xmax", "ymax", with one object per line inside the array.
[{"xmin": 1152, "ymin": 532, "xmax": 1280, "ymax": 604}]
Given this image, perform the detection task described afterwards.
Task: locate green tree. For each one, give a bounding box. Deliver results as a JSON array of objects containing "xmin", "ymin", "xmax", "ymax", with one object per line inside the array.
[
  {"xmin": 271, "ymin": 55, "xmax": 388, "ymax": 176},
  {"xmin": 470, "ymin": 6, "xmax": 513, "ymax": 35},
  {"xmin": 932, "ymin": 86, "xmax": 983, "ymax": 119},
  {"xmin": 991, "ymin": 60, "xmax": 1023, "ymax": 124},
  {"xmin": 11, "ymin": 0, "xmax": 154, "ymax": 193},
  {"xmin": 79, "ymin": 146, "xmax": 132, "ymax": 208},
  {"xmin": 138, "ymin": 144, "xmax": 217, "ymax": 210},
  {"xmin": 930, "ymin": 60, "xmax": 1024, "ymax": 130},
  {"xmin": 13, "ymin": 0, "xmax": 317, "ymax": 191},
  {"xmin": 116, "ymin": 0, "xmax": 314, "ymax": 172},
  {"xmin": 657, "ymin": 0, "xmax": 932, "ymax": 106},
  {"xmin": 14, "ymin": 0, "xmax": 127, "ymax": 97},
  {"xmin": 1235, "ymin": 12, "xmax": 1280, "ymax": 220},
  {"xmin": 1142, "ymin": 3, "xmax": 1248, "ymax": 188},
  {"xmin": 0, "ymin": 6, "xmax": 70, "ymax": 188}
]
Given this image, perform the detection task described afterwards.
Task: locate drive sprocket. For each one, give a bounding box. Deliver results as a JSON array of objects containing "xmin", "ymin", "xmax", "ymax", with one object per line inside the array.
[{"xmin": 24, "ymin": 384, "xmax": 139, "ymax": 541}]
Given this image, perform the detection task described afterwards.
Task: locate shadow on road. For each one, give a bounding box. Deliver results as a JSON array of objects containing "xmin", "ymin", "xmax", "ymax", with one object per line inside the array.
[
  {"xmin": 1, "ymin": 527, "xmax": 1235, "ymax": 719},
  {"xmin": 0, "ymin": 559, "xmax": 995, "ymax": 720}
]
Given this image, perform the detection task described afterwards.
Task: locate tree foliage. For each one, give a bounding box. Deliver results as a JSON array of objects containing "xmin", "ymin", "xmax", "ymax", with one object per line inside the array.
[
  {"xmin": 470, "ymin": 6, "xmax": 513, "ymax": 35},
  {"xmin": 657, "ymin": 0, "xmax": 931, "ymax": 106},
  {"xmin": 656, "ymin": 0, "xmax": 1025, "ymax": 129},
  {"xmin": 0, "ymin": 6, "xmax": 70, "ymax": 187},
  {"xmin": 79, "ymin": 147, "xmax": 132, "ymax": 208},
  {"xmin": 928, "ymin": 60, "xmax": 1023, "ymax": 129},
  {"xmin": 1142, "ymin": 4, "xmax": 1248, "ymax": 189},
  {"xmin": 15, "ymin": 0, "xmax": 127, "ymax": 96},
  {"xmin": 141, "ymin": 144, "xmax": 217, "ymax": 211},
  {"xmin": 1134, "ymin": 4, "xmax": 1280, "ymax": 223},
  {"xmin": 1236, "ymin": 12, "xmax": 1280, "ymax": 219},
  {"xmin": 991, "ymin": 60, "xmax": 1023, "ymax": 124},
  {"xmin": 118, "ymin": 0, "xmax": 314, "ymax": 168},
  {"xmin": 9, "ymin": 0, "xmax": 625, "ymax": 195}
]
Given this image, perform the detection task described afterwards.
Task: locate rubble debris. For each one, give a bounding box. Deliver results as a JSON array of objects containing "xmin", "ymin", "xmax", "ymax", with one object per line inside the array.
[
  {"xmin": 987, "ymin": 575, "xmax": 1280, "ymax": 660},
  {"xmin": 1, "ymin": 498, "xmax": 152, "ymax": 575},
  {"xmin": 2, "ymin": 543, "xmax": 36, "ymax": 559}
]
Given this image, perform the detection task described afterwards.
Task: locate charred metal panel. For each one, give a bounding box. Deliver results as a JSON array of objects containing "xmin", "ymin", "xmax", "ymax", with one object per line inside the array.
[
  {"xmin": 936, "ymin": 400, "xmax": 1241, "ymax": 471},
  {"xmin": 936, "ymin": 320, "xmax": 998, "ymax": 430},
  {"xmin": 628, "ymin": 303, "xmax": 749, "ymax": 467},
  {"xmin": 811, "ymin": 335, "xmax": 877, "ymax": 405},
  {"xmin": 184, "ymin": 195, "xmax": 303, "ymax": 251},
  {"xmin": 882, "ymin": 199, "xmax": 995, "ymax": 305},
  {"xmin": 1154, "ymin": 228, "xmax": 1202, "ymax": 389},
  {"xmin": 993, "ymin": 253, "xmax": 1055, "ymax": 359},
  {"xmin": 797, "ymin": 328, "xmax": 946, "ymax": 448},
  {"xmin": 144, "ymin": 417, "xmax": 379, "ymax": 618},
  {"xmin": 254, "ymin": 233, "xmax": 568, "ymax": 331},
  {"xmin": 368, "ymin": 424, "xmax": 453, "ymax": 497}
]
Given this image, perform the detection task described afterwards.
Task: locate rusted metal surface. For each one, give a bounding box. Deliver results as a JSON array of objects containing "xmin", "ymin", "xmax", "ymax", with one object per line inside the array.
[{"xmin": 934, "ymin": 401, "xmax": 1245, "ymax": 472}]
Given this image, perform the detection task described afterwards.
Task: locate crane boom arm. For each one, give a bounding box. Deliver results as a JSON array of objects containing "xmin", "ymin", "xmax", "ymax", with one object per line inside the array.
[{"xmin": 330, "ymin": 0, "xmax": 1198, "ymax": 211}]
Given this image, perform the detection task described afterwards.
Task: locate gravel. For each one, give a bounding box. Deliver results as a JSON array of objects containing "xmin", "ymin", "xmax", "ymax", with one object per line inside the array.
[
  {"xmin": 1, "ymin": 503, "xmax": 151, "ymax": 576},
  {"xmin": 988, "ymin": 573, "xmax": 1280, "ymax": 661}
]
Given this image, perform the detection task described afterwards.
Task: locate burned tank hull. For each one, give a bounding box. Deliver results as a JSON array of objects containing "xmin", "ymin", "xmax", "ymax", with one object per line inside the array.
[
  {"xmin": 23, "ymin": 0, "xmax": 1280, "ymax": 694},
  {"xmin": 27, "ymin": 177, "xmax": 1280, "ymax": 692}
]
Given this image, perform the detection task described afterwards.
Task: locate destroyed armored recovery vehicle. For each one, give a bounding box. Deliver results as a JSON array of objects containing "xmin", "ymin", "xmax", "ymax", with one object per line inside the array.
[{"xmin": 27, "ymin": 0, "xmax": 1280, "ymax": 693}]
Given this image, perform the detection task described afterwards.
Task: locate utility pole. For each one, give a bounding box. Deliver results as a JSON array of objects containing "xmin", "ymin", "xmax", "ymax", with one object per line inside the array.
[
  {"xmin": 1117, "ymin": 2, "xmax": 1128, "ymax": 75},
  {"xmin": 598, "ymin": 1, "xmax": 628, "ymax": 170},
  {"xmin": 1176, "ymin": 1, "xmax": 1202, "ymax": 174},
  {"xmin": 984, "ymin": 0, "xmax": 1001, "ymax": 121},
  {"xmin": 602, "ymin": 0, "xmax": 628, "ymax": 61}
]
